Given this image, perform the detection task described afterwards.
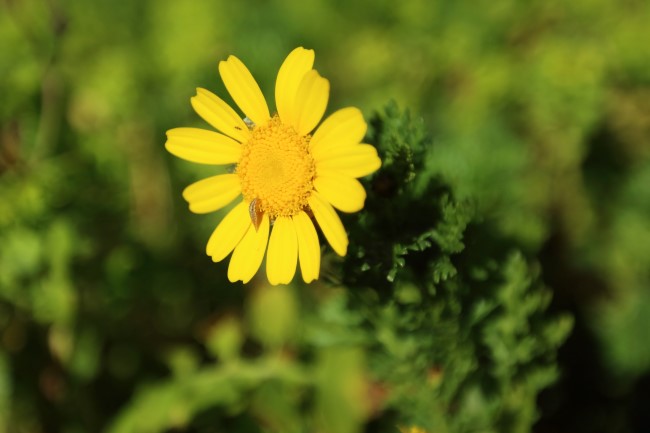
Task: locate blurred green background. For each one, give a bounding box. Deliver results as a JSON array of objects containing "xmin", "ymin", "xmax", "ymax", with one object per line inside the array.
[{"xmin": 2, "ymin": 0, "xmax": 650, "ymax": 432}]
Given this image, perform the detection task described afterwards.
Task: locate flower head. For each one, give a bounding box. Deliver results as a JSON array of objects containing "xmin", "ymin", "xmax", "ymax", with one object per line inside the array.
[{"xmin": 165, "ymin": 47, "xmax": 381, "ymax": 285}]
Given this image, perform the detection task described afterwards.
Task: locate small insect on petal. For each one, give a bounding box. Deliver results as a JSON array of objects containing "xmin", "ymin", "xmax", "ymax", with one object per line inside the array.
[{"xmin": 249, "ymin": 199, "xmax": 264, "ymax": 231}]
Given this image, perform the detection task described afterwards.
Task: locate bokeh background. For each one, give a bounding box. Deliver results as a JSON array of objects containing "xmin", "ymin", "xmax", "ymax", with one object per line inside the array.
[{"xmin": 2, "ymin": 0, "xmax": 650, "ymax": 432}]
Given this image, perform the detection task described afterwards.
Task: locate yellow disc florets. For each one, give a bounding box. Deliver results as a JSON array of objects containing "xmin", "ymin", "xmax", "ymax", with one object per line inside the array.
[{"xmin": 237, "ymin": 115, "xmax": 315, "ymax": 219}]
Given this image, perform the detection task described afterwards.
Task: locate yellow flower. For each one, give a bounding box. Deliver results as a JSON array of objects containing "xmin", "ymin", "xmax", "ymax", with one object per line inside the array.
[{"xmin": 165, "ymin": 47, "xmax": 381, "ymax": 285}]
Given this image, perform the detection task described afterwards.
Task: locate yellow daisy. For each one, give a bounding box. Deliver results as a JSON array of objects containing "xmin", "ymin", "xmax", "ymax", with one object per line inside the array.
[{"xmin": 165, "ymin": 47, "xmax": 381, "ymax": 285}]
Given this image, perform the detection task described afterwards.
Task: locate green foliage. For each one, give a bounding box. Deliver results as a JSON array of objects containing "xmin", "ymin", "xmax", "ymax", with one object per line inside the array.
[
  {"xmin": 336, "ymin": 105, "xmax": 571, "ymax": 433},
  {"xmin": 2, "ymin": 0, "xmax": 650, "ymax": 432}
]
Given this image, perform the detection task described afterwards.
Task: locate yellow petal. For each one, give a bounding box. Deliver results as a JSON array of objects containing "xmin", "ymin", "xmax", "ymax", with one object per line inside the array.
[
  {"xmin": 266, "ymin": 216, "xmax": 298, "ymax": 285},
  {"xmin": 310, "ymin": 107, "xmax": 367, "ymax": 158},
  {"xmin": 293, "ymin": 211, "xmax": 320, "ymax": 283},
  {"xmin": 190, "ymin": 88, "xmax": 250, "ymax": 143},
  {"xmin": 165, "ymin": 127, "xmax": 241, "ymax": 165},
  {"xmin": 182, "ymin": 174, "xmax": 241, "ymax": 214},
  {"xmin": 219, "ymin": 55, "xmax": 270, "ymax": 127},
  {"xmin": 314, "ymin": 170, "xmax": 366, "ymax": 213},
  {"xmin": 206, "ymin": 201, "xmax": 250, "ymax": 262},
  {"xmin": 228, "ymin": 213, "xmax": 270, "ymax": 283},
  {"xmin": 315, "ymin": 144, "xmax": 381, "ymax": 178},
  {"xmin": 275, "ymin": 47, "xmax": 315, "ymax": 130},
  {"xmin": 294, "ymin": 69, "xmax": 329, "ymax": 136},
  {"xmin": 308, "ymin": 191, "xmax": 348, "ymax": 256}
]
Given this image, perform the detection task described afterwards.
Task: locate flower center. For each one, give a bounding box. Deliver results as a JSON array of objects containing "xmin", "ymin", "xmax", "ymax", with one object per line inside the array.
[{"xmin": 237, "ymin": 115, "xmax": 315, "ymax": 219}]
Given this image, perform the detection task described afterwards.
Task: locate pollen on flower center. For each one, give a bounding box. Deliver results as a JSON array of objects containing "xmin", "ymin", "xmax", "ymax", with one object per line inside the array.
[{"xmin": 237, "ymin": 115, "xmax": 315, "ymax": 219}]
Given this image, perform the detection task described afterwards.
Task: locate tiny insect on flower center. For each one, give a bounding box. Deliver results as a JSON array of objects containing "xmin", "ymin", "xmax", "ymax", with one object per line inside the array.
[{"xmin": 237, "ymin": 115, "xmax": 315, "ymax": 219}]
